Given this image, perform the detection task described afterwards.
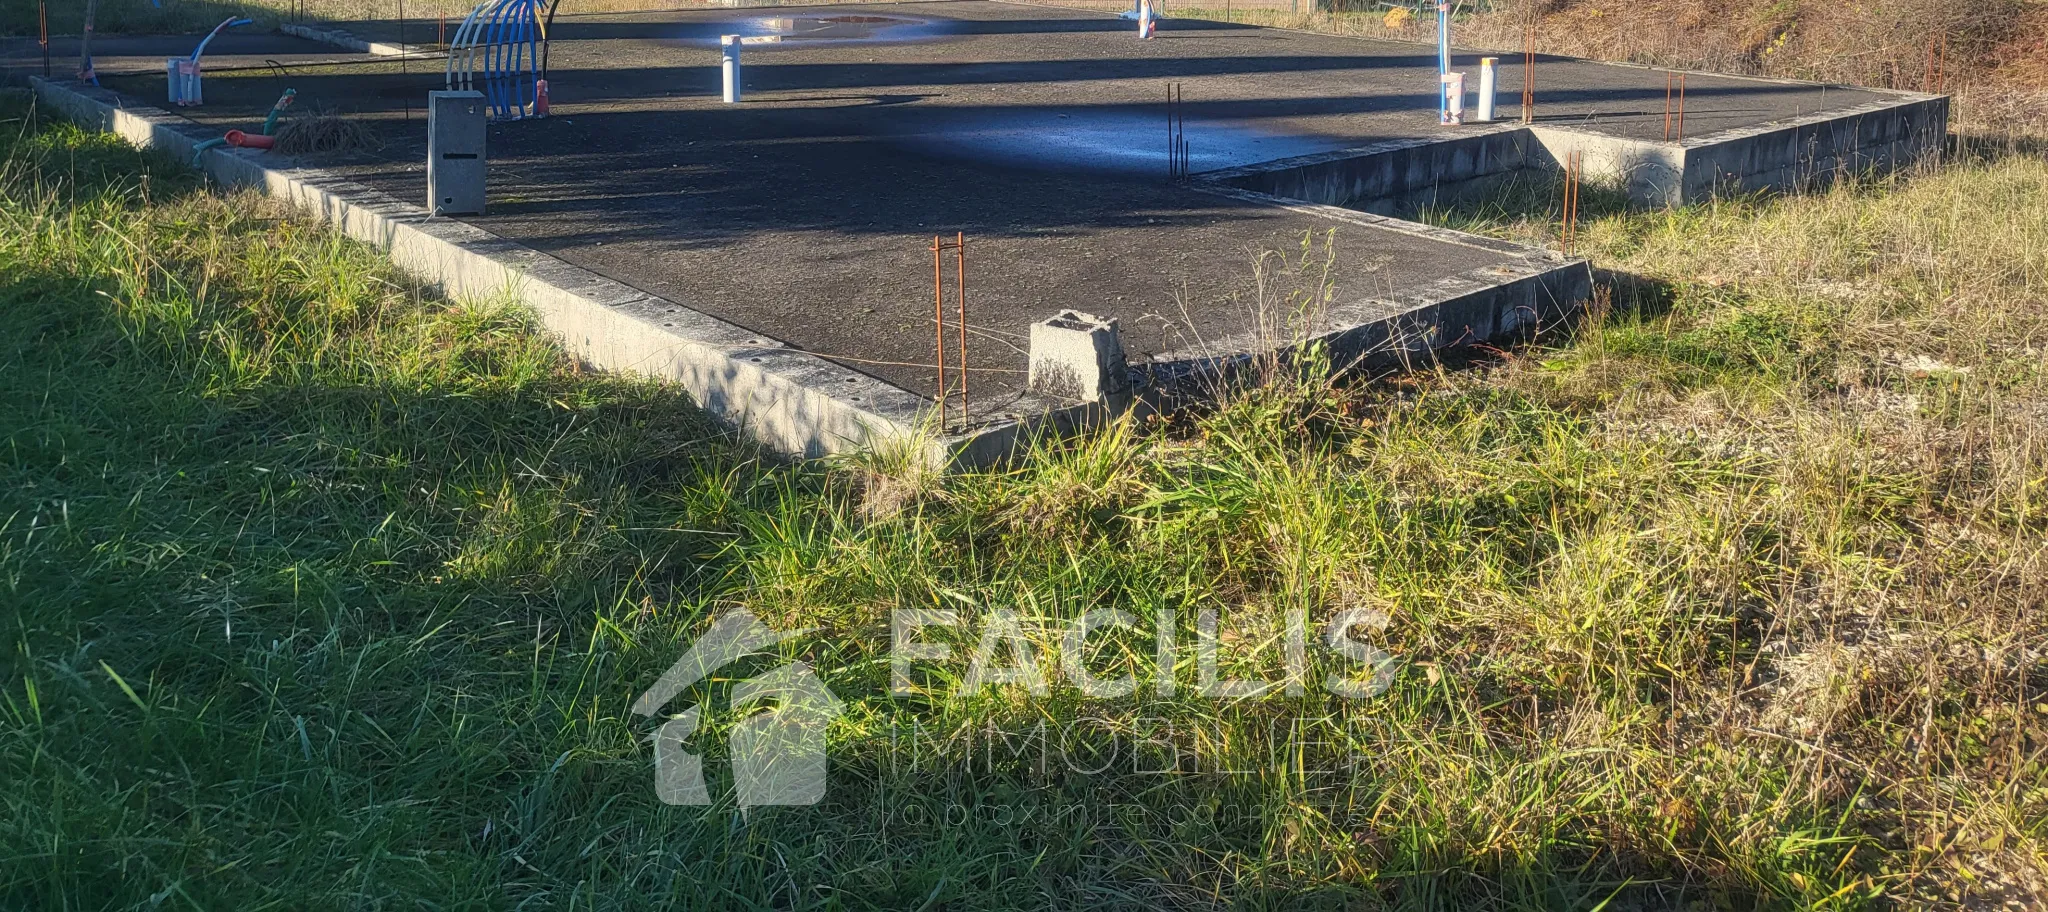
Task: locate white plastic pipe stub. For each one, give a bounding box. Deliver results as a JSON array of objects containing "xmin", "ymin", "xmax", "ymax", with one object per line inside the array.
[
  {"xmin": 1476, "ymin": 57, "xmax": 1498, "ymax": 122},
  {"xmin": 1441, "ymin": 72, "xmax": 1465, "ymax": 125},
  {"xmin": 721, "ymin": 34, "xmax": 741, "ymax": 103}
]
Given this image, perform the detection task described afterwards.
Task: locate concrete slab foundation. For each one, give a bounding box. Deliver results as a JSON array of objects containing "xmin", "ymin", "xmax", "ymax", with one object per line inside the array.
[{"xmin": 16, "ymin": 1, "xmax": 1945, "ymax": 466}]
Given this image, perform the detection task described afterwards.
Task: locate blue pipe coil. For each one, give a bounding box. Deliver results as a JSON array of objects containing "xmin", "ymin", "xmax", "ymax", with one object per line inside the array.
[
  {"xmin": 484, "ymin": 0, "xmax": 507, "ymax": 117},
  {"xmin": 521, "ymin": 2, "xmax": 540, "ymax": 114},
  {"xmin": 487, "ymin": 0, "xmax": 511, "ymax": 117},
  {"xmin": 503, "ymin": 1, "xmax": 524, "ymax": 117},
  {"xmin": 455, "ymin": 0, "xmax": 549, "ymax": 120}
]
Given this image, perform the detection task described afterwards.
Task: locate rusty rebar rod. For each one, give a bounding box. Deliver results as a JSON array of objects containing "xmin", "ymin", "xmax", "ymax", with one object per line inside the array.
[
  {"xmin": 1561, "ymin": 150, "xmax": 1582, "ymax": 256},
  {"xmin": 1165, "ymin": 83, "xmax": 1192, "ymax": 182},
  {"xmin": 955, "ymin": 232, "xmax": 968, "ymax": 426},
  {"xmin": 1521, "ymin": 24, "xmax": 1535, "ymax": 125},
  {"xmin": 1671, "ymin": 73, "xmax": 1687, "ymax": 140},
  {"xmin": 1179, "ymin": 84, "xmax": 1188, "ymax": 179},
  {"xmin": 1927, "ymin": 33, "xmax": 1947, "ymax": 93},
  {"xmin": 1665, "ymin": 73, "xmax": 1673, "ymax": 140},
  {"xmin": 928, "ymin": 234, "xmax": 972, "ymax": 426},
  {"xmin": 1938, "ymin": 34, "xmax": 1947, "ymax": 92},
  {"xmin": 1664, "ymin": 72, "xmax": 1688, "ymax": 141},
  {"xmin": 932, "ymin": 235, "xmax": 946, "ymax": 415}
]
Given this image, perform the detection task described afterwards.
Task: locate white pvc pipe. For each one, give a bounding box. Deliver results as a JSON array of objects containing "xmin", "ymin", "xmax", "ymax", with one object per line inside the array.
[
  {"xmin": 721, "ymin": 34, "xmax": 741, "ymax": 103},
  {"xmin": 1441, "ymin": 73, "xmax": 1465, "ymax": 125},
  {"xmin": 1477, "ymin": 57, "xmax": 1497, "ymax": 122},
  {"xmin": 1138, "ymin": 0, "xmax": 1154, "ymax": 39}
]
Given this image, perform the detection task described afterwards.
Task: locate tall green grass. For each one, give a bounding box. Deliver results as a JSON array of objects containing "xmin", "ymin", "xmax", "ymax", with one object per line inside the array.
[{"xmin": 1, "ymin": 90, "xmax": 2042, "ymax": 909}]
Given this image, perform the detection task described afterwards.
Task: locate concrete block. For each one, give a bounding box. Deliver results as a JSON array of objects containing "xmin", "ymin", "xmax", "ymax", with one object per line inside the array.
[
  {"xmin": 427, "ymin": 91, "xmax": 486, "ymax": 215},
  {"xmin": 1029, "ymin": 311, "xmax": 1129, "ymax": 402}
]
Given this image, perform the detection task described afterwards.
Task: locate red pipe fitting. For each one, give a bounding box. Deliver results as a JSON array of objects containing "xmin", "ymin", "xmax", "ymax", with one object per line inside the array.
[{"xmin": 224, "ymin": 129, "xmax": 274, "ymax": 149}]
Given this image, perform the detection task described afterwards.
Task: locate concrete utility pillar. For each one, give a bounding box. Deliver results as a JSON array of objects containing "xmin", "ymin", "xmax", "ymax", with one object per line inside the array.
[
  {"xmin": 427, "ymin": 91, "xmax": 487, "ymax": 215},
  {"xmin": 1029, "ymin": 311, "xmax": 1129, "ymax": 403}
]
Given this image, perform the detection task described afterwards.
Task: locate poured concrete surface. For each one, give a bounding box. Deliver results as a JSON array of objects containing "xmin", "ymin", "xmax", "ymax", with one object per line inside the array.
[
  {"xmin": 45, "ymin": 1, "xmax": 1929, "ymax": 450},
  {"xmin": 0, "ymin": 32, "xmax": 376, "ymax": 79},
  {"xmin": 290, "ymin": 0, "xmax": 1896, "ymax": 143}
]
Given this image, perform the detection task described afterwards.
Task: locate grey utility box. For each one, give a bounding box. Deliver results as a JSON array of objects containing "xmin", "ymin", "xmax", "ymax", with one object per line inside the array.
[{"xmin": 427, "ymin": 91, "xmax": 486, "ymax": 215}]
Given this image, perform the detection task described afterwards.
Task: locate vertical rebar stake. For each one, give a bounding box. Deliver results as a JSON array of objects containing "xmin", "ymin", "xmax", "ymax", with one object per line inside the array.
[
  {"xmin": 1677, "ymin": 74, "xmax": 1687, "ymax": 140},
  {"xmin": 1165, "ymin": 83, "xmax": 1189, "ymax": 182},
  {"xmin": 1664, "ymin": 72, "xmax": 1674, "ymax": 141},
  {"xmin": 1521, "ymin": 24, "xmax": 1535, "ymax": 125},
  {"xmin": 1561, "ymin": 154, "xmax": 1570, "ymax": 256},
  {"xmin": 932, "ymin": 235, "xmax": 947, "ymax": 419},
  {"xmin": 39, "ymin": 0, "xmax": 49, "ymax": 79},
  {"xmin": 1171, "ymin": 83, "xmax": 1187, "ymax": 181},
  {"xmin": 1925, "ymin": 34, "xmax": 1944, "ymax": 92},
  {"xmin": 1665, "ymin": 73, "xmax": 1688, "ymax": 141},
  {"xmin": 955, "ymin": 233, "xmax": 969, "ymax": 426},
  {"xmin": 1177, "ymin": 83, "xmax": 1188, "ymax": 180},
  {"xmin": 1562, "ymin": 150, "xmax": 1582, "ymax": 257}
]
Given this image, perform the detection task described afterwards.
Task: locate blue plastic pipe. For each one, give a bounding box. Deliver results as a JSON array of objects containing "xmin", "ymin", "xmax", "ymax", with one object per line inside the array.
[
  {"xmin": 523, "ymin": 2, "xmax": 540, "ymax": 114},
  {"xmin": 190, "ymin": 17, "xmax": 252, "ymax": 64},
  {"xmin": 485, "ymin": 0, "xmax": 509, "ymax": 116},
  {"xmin": 483, "ymin": 0, "xmax": 505, "ymax": 116},
  {"xmin": 1437, "ymin": 2, "xmax": 1451, "ymax": 123},
  {"xmin": 190, "ymin": 136, "xmax": 226, "ymax": 167},
  {"xmin": 451, "ymin": 0, "xmax": 547, "ymax": 120}
]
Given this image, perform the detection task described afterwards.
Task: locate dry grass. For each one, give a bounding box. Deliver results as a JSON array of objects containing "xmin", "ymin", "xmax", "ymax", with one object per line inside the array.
[
  {"xmin": 1406, "ymin": 143, "xmax": 2048, "ymax": 909},
  {"xmin": 1132, "ymin": 0, "xmax": 2048, "ymax": 114},
  {"xmin": 270, "ymin": 112, "xmax": 383, "ymax": 156}
]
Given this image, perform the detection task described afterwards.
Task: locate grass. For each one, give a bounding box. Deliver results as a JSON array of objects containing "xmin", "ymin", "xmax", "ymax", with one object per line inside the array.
[
  {"xmin": 3, "ymin": 0, "xmax": 271, "ymax": 37},
  {"xmin": 1, "ymin": 79, "xmax": 2045, "ymax": 910},
  {"xmin": 270, "ymin": 112, "xmax": 382, "ymax": 156}
]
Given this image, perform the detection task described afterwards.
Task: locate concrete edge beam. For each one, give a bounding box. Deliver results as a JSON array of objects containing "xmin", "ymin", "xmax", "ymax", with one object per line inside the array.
[
  {"xmin": 281, "ymin": 23, "xmax": 446, "ymax": 60},
  {"xmin": 26, "ymin": 76, "xmax": 929, "ymax": 462},
  {"xmin": 1208, "ymin": 93, "xmax": 1949, "ymax": 210}
]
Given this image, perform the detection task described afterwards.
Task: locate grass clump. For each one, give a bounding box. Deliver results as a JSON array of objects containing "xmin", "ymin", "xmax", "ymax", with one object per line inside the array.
[
  {"xmin": 2, "ymin": 84, "xmax": 2045, "ymax": 912},
  {"xmin": 271, "ymin": 112, "xmax": 383, "ymax": 157}
]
